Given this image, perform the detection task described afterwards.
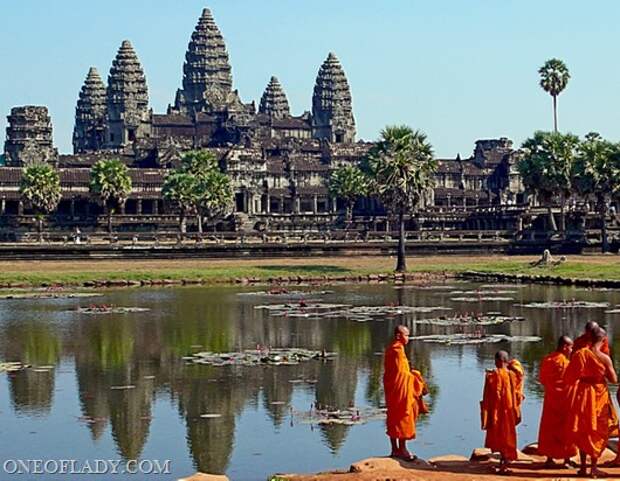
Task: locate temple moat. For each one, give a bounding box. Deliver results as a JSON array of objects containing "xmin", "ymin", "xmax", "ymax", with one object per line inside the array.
[{"xmin": 1, "ymin": 281, "xmax": 619, "ymax": 480}]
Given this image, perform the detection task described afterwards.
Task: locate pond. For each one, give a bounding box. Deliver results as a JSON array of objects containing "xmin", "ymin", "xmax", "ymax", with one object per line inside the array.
[{"xmin": 1, "ymin": 281, "xmax": 619, "ymax": 481}]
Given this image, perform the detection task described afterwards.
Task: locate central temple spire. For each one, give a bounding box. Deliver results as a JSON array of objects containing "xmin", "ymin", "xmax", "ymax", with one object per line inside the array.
[{"xmin": 174, "ymin": 8, "xmax": 234, "ymax": 115}]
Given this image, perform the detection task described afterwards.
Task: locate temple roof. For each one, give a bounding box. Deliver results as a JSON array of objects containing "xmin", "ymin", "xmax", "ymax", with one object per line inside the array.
[
  {"xmin": 106, "ymin": 40, "xmax": 149, "ymax": 119},
  {"xmin": 259, "ymin": 77, "xmax": 290, "ymax": 119},
  {"xmin": 75, "ymin": 68, "xmax": 107, "ymax": 123},
  {"xmin": 174, "ymin": 8, "xmax": 233, "ymax": 114}
]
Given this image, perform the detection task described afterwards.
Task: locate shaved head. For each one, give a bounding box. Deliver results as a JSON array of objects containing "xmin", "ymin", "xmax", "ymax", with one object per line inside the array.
[
  {"xmin": 593, "ymin": 327, "xmax": 607, "ymax": 344},
  {"xmin": 558, "ymin": 335, "xmax": 573, "ymax": 350},
  {"xmin": 394, "ymin": 325, "xmax": 410, "ymax": 345},
  {"xmin": 585, "ymin": 321, "xmax": 599, "ymax": 333},
  {"xmin": 495, "ymin": 350, "xmax": 509, "ymax": 362}
]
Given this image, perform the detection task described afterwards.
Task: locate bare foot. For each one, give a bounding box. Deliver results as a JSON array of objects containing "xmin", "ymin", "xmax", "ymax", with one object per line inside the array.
[
  {"xmin": 576, "ymin": 468, "xmax": 588, "ymax": 478},
  {"xmin": 398, "ymin": 450, "xmax": 418, "ymax": 462},
  {"xmin": 544, "ymin": 459, "xmax": 559, "ymax": 468}
]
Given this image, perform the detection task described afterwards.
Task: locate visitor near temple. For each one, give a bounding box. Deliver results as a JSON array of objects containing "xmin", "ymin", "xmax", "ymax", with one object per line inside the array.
[{"xmin": 383, "ymin": 325, "xmax": 429, "ymax": 462}]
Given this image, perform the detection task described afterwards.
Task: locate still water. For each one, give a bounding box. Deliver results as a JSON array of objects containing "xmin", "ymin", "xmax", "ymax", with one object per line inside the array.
[{"xmin": 1, "ymin": 281, "xmax": 619, "ymax": 480}]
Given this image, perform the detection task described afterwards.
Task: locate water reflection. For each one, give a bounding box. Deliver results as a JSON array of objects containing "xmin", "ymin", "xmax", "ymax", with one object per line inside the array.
[{"xmin": 0, "ymin": 283, "xmax": 619, "ymax": 480}]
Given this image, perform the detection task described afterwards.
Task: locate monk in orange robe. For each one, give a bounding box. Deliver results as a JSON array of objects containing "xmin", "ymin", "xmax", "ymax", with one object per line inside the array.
[
  {"xmin": 565, "ymin": 328, "xmax": 617, "ymax": 478},
  {"xmin": 537, "ymin": 335, "xmax": 577, "ymax": 467},
  {"xmin": 383, "ymin": 325, "xmax": 429, "ymax": 461},
  {"xmin": 573, "ymin": 321, "xmax": 610, "ymax": 356},
  {"xmin": 480, "ymin": 351, "xmax": 524, "ymax": 474}
]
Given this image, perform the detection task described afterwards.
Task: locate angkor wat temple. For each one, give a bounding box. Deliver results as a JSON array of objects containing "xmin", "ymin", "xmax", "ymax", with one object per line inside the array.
[{"xmin": 1, "ymin": 8, "xmax": 531, "ymax": 240}]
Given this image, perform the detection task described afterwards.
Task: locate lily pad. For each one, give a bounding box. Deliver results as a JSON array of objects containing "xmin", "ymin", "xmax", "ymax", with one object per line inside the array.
[
  {"xmin": 410, "ymin": 333, "xmax": 541, "ymax": 345},
  {"xmin": 185, "ymin": 348, "xmax": 337, "ymax": 367},
  {"xmin": 516, "ymin": 301, "xmax": 609, "ymax": 309}
]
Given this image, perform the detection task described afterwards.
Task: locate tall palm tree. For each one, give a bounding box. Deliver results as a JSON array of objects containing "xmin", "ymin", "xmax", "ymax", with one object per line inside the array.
[
  {"xmin": 364, "ymin": 126, "xmax": 437, "ymax": 272},
  {"xmin": 538, "ymin": 58, "xmax": 570, "ymax": 132},
  {"xmin": 20, "ymin": 163, "xmax": 62, "ymax": 241},
  {"xmin": 89, "ymin": 159, "xmax": 132, "ymax": 234},
  {"xmin": 575, "ymin": 133, "xmax": 620, "ymax": 252},
  {"xmin": 195, "ymin": 169, "xmax": 233, "ymax": 234},
  {"xmin": 328, "ymin": 165, "xmax": 368, "ymax": 225}
]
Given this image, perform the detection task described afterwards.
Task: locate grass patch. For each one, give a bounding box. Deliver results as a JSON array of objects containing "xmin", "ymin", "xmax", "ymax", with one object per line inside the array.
[{"xmin": 0, "ymin": 255, "xmax": 616, "ymax": 287}]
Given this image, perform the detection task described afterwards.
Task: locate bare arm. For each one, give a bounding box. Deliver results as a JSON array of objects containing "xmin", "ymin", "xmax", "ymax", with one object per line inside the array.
[{"xmin": 602, "ymin": 354, "xmax": 617, "ymax": 384}]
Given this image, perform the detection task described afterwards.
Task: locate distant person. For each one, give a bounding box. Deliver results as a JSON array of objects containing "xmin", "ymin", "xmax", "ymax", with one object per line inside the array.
[
  {"xmin": 480, "ymin": 351, "xmax": 524, "ymax": 474},
  {"xmin": 565, "ymin": 328, "xmax": 618, "ymax": 478},
  {"xmin": 537, "ymin": 336, "xmax": 577, "ymax": 467},
  {"xmin": 573, "ymin": 321, "xmax": 610, "ymax": 356},
  {"xmin": 383, "ymin": 325, "xmax": 429, "ymax": 461}
]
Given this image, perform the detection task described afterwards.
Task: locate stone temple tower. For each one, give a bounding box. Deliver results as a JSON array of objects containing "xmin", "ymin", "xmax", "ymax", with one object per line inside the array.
[
  {"xmin": 259, "ymin": 77, "xmax": 290, "ymax": 119},
  {"xmin": 73, "ymin": 67, "xmax": 107, "ymax": 153},
  {"xmin": 311, "ymin": 53, "xmax": 356, "ymax": 144},
  {"xmin": 173, "ymin": 8, "xmax": 234, "ymax": 115},
  {"xmin": 4, "ymin": 106, "xmax": 58, "ymax": 166},
  {"xmin": 105, "ymin": 40, "xmax": 151, "ymax": 149}
]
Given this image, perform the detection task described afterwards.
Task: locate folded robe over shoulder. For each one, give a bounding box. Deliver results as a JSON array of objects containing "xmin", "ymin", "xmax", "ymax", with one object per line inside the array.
[
  {"xmin": 480, "ymin": 360, "xmax": 524, "ymax": 461},
  {"xmin": 383, "ymin": 340, "xmax": 428, "ymax": 440},
  {"xmin": 537, "ymin": 351, "xmax": 577, "ymax": 459},
  {"xmin": 565, "ymin": 348, "xmax": 618, "ymax": 458},
  {"xmin": 573, "ymin": 334, "xmax": 610, "ymax": 356}
]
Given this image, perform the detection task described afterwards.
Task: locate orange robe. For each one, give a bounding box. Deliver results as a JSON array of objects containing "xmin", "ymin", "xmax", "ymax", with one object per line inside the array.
[
  {"xmin": 383, "ymin": 340, "xmax": 428, "ymax": 440},
  {"xmin": 537, "ymin": 351, "xmax": 577, "ymax": 459},
  {"xmin": 564, "ymin": 348, "xmax": 618, "ymax": 458},
  {"xmin": 480, "ymin": 361, "xmax": 524, "ymax": 461},
  {"xmin": 573, "ymin": 334, "xmax": 610, "ymax": 356}
]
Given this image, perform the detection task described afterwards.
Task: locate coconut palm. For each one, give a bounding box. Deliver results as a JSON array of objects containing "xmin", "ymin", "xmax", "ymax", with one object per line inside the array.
[
  {"xmin": 519, "ymin": 131, "xmax": 580, "ymax": 235},
  {"xmin": 538, "ymin": 58, "xmax": 570, "ymax": 132},
  {"xmin": 329, "ymin": 165, "xmax": 368, "ymax": 225},
  {"xmin": 162, "ymin": 171, "xmax": 198, "ymax": 235},
  {"xmin": 575, "ymin": 133, "xmax": 620, "ymax": 252},
  {"xmin": 89, "ymin": 159, "xmax": 132, "ymax": 233},
  {"xmin": 364, "ymin": 126, "xmax": 437, "ymax": 272},
  {"xmin": 20, "ymin": 163, "xmax": 62, "ymax": 241}
]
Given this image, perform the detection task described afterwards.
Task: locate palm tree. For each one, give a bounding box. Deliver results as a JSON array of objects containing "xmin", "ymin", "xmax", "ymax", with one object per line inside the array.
[
  {"xmin": 575, "ymin": 133, "xmax": 620, "ymax": 252},
  {"xmin": 364, "ymin": 126, "xmax": 437, "ymax": 272},
  {"xmin": 538, "ymin": 58, "xmax": 570, "ymax": 132},
  {"xmin": 162, "ymin": 171, "xmax": 198, "ymax": 235},
  {"xmin": 328, "ymin": 165, "xmax": 368, "ymax": 226},
  {"xmin": 89, "ymin": 159, "xmax": 132, "ymax": 234},
  {"xmin": 195, "ymin": 169, "xmax": 233, "ymax": 234},
  {"xmin": 519, "ymin": 131, "xmax": 580, "ymax": 235},
  {"xmin": 20, "ymin": 164, "xmax": 62, "ymax": 241}
]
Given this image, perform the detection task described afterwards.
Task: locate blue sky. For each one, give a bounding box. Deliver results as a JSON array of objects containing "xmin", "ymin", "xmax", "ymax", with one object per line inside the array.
[{"xmin": 2, "ymin": 1, "xmax": 619, "ymax": 157}]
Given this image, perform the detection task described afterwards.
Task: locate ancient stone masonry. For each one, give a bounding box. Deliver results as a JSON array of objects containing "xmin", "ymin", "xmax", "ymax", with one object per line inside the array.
[
  {"xmin": 4, "ymin": 106, "xmax": 58, "ymax": 167},
  {"xmin": 312, "ymin": 53, "xmax": 356, "ymax": 144},
  {"xmin": 171, "ymin": 8, "xmax": 249, "ymax": 117},
  {"xmin": 1, "ymin": 6, "xmax": 530, "ymax": 236},
  {"xmin": 73, "ymin": 67, "xmax": 107, "ymax": 154},
  {"xmin": 259, "ymin": 77, "xmax": 291, "ymax": 119},
  {"xmin": 105, "ymin": 40, "xmax": 151, "ymax": 150}
]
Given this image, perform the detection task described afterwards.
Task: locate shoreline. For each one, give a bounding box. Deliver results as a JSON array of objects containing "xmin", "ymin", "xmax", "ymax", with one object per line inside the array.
[{"xmin": 0, "ymin": 255, "xmax": 618, "ymax": 289}]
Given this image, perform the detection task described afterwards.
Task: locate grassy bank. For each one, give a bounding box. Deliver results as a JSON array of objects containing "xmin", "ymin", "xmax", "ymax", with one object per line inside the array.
[{"xmin": 0, "ymin": 254, "xmax": 618, "ymax": 288}]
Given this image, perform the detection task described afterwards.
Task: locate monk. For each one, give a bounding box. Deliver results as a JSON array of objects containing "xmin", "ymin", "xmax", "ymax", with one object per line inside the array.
[
  {"xmin": 573, "ymin": 321, "xmax": 610, "ymax": 356},
  {"xmin": 383, "ymin": 325, "xmax": 429, "ymax": 461},
  {"xmin": 537, "ymin": 336, "xmax": 577, "ymax": 467},
  {"xmin": 565, "ymin": 328, "xmax": 618, "ymax": 478},
  {"xmin": 480, "ymin": 351, "xmax": 524, "ymax": 474}
]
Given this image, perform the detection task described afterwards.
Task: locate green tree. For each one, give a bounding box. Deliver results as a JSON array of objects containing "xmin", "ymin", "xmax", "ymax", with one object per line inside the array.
[
  {"xmin": 575, "ymin": 132, "xmax": 620, "ymax": 252},
  {"xmin": 19, "ymin": 163, "xmax": 62, "ymax": 241},
  {"xmin": 164, "ymin": 151, "xmax": 233, "ymax": 235},
  {"xmin": 538, "ymin": 58, "xmax": 570, "ymax": 132},
  {"xmin": 519, "ymin": 131, "xmax": 580, "ymax": 235},
  {"xmin": 162, "ymin": 171, "xmax": 198, "ymax": 234},
  {"xmin": 89, "ymin": 159, "xmax": 132, "ymax": 233},
  {"xmin": 364, "ymin": 126, "xmax": 437, "ymax": 272},
  {"xmin": 328, "ymin": 165, "xmax": 368, "ymax": 224}
]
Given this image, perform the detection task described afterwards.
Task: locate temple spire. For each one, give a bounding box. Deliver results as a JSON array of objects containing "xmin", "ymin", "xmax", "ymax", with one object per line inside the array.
[
  {"xmin": 105, "ymin": 40, "xmax": 151, "ymax": 148},
  {"xmin": 73, "ymin": 67, "xmax": 107, "ymax": 153},
  {"xmin": 259, "ymin": 76, "xmax": 290, "ymax": 119},
  {"xmin": 311, "ymin": 52, "xmax": 356, "ymax": 143},
  {"xmin": 174, "ymin": 8, "xmax": 233, "ymax": 114}
]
